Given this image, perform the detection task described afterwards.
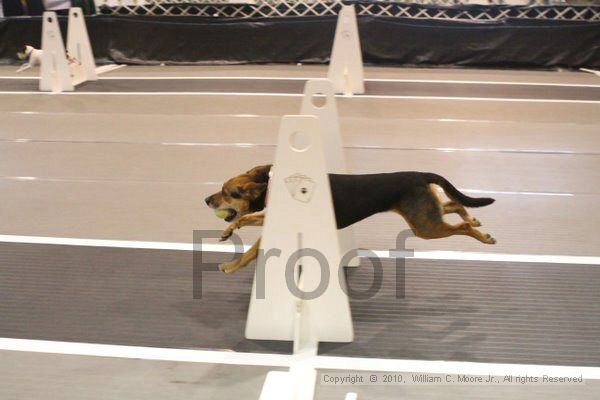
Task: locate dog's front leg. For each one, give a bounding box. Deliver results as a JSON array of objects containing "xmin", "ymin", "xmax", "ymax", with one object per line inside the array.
[
  {"xmin": 220, "ymin": 210, "xmax": 265, "ymax": 241},
  {"xmin": 16, "ymin": 63, "xmax": 32, "ymax": 73},
  {"xmin": 219, "ymin": 238, "xmax": 261, "ymax": 274}
]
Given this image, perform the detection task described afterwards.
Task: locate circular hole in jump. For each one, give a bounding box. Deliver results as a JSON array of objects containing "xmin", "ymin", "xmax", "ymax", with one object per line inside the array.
[
  {"xmin": 311, "ymin": 92, "xmax": 327, "ymax": 108},
  {"xmin": 289, "ymin": 130, "xmax": 311, "ymax": 152}
]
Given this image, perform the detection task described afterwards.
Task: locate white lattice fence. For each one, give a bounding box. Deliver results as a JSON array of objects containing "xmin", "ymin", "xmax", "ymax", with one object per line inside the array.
[{"xmin": 95, "ymin": 0, "xmax": 600, "ymax": 21}]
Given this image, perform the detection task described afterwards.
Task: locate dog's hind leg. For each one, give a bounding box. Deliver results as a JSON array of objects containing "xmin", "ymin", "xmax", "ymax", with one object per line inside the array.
[
  {"xmin": 443, "ymin": 201, "xmax": 481, "ymax": 227},
  {"xmin": 412, "ymin": 220, "xmax": 496, "ymax": 245},
  {"xmin": 437, "ymin": 221, "xmax": 496, "ymax": 244},
  {"xmin": 393, "ymin": 188, "xmax": 495, "ymax": 244}
]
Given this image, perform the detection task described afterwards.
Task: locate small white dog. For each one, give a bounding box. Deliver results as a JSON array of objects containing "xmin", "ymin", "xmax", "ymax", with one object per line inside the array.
[
  {"xmin": 16, "ymin": 45, "xmax": 44, "ymax": 72},
  {"xmin": 16, "ymin": 45, "xmax": 80, "ymax": 73}
]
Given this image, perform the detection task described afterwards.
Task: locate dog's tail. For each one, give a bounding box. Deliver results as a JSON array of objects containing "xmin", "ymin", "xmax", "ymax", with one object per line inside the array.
[{"xmin": 428, "ymin": 174, "xmax": 495, "ymax": 208}]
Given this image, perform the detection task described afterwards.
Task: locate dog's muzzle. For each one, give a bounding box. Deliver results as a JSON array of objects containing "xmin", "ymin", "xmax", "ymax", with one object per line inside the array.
[
  {"xmin": 205, "ymin": 195, "xmax": 238, "ymax": 222},
  {"xmin": 224, "ymin": 209, "xmax": 237, "ymax": 222}
]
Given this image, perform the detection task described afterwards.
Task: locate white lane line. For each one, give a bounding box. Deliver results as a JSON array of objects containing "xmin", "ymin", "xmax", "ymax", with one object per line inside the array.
[
  {"xmin": 1, "ymin": 235, "xmax": 599, "ymax": 265},
  {"xmin": 372, "ymin": 250, "xmax": 600, "ymax": 266},
  {"xmin": 0, "ymin": 338, "xmax": 290, "ymax": 368},
  {"xmin": 1, "ymin": 338, "xmax": 598, "ymax": 379},
  {"xmin": 4, "ymin": 110, "xmax": 269, "ymax": 118},
  {"xmin": 3, "ymin": 111, "xmax": 596, "ymax": 126},
  {"xmin": 314, "ymin": 355, "xmax": 600, "ymax": 379},
  {"xmin": 355, "ymin": 96, "xmax": 600, "ymax": 104},
  {"xmin": 0, "ymin": 76, "xmax": 313, "ymax": 81},
  {"xmin": 459, "ymin": 188, "xmax": 574, "ymax": 197},
  {"xmin": 0, "ymin": 176, "xmax": 224, "ymax": 185},
  {"xmin": 368, "ymin": 78, "xmax": 600, "ymax": 88},
  {"xmin": 4, "ymin": 137, "xmax": 597, "ymax": 156},
  {"xmin": 2, "ymin": 75, "xmax": 599, "ymax": 88},
  {"xmin": 1, "ymin": 91, "xmax": 598, "ymax": 104},
  {"xmin": 4, "ymin": 137, "xmax": 598, "ymax": 156},
  {"xmin": 0, "ymin": 176, "xmax": 582, "ymax": 196},
  {"xmin": 0, "ymin": 235, "xmax": 206, "ymax": 252},
  {"xmin": 0, "ymin": 91, "xmax": 300, "ymax": 97},
  {"xmin": 95, "ymin": 64, "xmax": 126, "ymax": 75}
]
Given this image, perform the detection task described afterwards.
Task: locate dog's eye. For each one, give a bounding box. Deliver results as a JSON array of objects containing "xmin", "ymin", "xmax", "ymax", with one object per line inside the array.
[{"xmin": 231, "ymin": 192, "xmax": 241, "ymax": 199}]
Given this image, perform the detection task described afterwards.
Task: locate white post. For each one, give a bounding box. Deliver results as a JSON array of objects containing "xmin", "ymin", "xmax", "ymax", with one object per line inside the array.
[
  {"xmin": 40, "ymin": 12, "xmax": 74, "ymax": 92},
  {"xmin": 259, "ymin": 371, "xmax": 294, "ymax": 400},
  {"xmin": 245, "ymin": 115, "xmax": 354, "ymax": 343},
  {"xmin": 327, "ymin": 5, "xmax": 364, "ymax": 96},
  {"xmin": 250, "ymin": 115, "xmax": 354, "ymax": 400},
  {"xmin": 300, "ymin": 79, "xmax": 359, "ymax": 267},
  {"xmin": 67, "ymin": 8, "xmax": 97, "ymax": 86}
]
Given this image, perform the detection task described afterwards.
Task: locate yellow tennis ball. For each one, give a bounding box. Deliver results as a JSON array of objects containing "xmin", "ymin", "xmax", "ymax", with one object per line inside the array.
[{"xmin": 214, "ymin": 209, "xmax": 229, "ymax": 219}]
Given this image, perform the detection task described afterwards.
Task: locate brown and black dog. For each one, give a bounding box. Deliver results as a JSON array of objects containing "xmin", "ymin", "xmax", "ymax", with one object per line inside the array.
[{"xmin": 205, "ymin": 164, "xmax": 496, "ymax": 274}]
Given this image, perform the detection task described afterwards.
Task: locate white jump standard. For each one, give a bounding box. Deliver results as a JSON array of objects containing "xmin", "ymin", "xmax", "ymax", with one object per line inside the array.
[
  {"xmin": 40, "ymin": 12, "xmax": 75, "ymax": 92},
  {"xmin": 247, "ymin": 115, "xmax": 355, "ymax": 400},
  {"xmin": 67, "ymin": 8, "xmax": 97, "ymax": 86},
  {"xmin": 327, "ymin": 5, "xmax": 365, "ymax": 96},
  {"xmin": 39, "ymin": 8, "xmax": 121, "ymax": 92}
]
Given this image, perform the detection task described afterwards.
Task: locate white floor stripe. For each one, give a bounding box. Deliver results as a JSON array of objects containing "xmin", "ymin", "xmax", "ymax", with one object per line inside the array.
[
  {"xmin": 2, "ymin": 75, "xmax": 599, "ymax": 88},
  {"xmin": 458, "ymin": 188, "xmax": 574, "ymax": 197},
  {"xmin": 314, "ymin": 355, "xmax": 600, "ymax": 379},
  {"xmin": 4, "ymin": 110, "xmax": 597, "ymax": 127},
  {"xmin": 1, "ymin": 235, "xmax": 599, "ymax": 265},
  {"xmin": 0, "ymin": 176, "xmax": 581, "ymax": 197},
  {"xmin": 0, "ymin": 338, "xmax": 289, "ymax": 367},
  {"xmin": 367, "ymin": 78, "xmax": 600, "ymax": 88},
  {"xmin": 371, "ymin": 250, "xmax": 600, "ymax": 266},
  {"xmin": 1, "ymin": 338, "xmax": 598, "ymax": 379},
  {"xmin": 1, "ymin": 91, "xmax": 598, "ymax": 103},
  {"xmin": 356, "ymin": 95, "xmax": 600, "ymax": 104},
  {"xmin": 95, "ymin": 64, "xmax": 126, "ymax": 75},
  {"xmin": 0, "ymin": 234, "xmax": 227, "ymax": 252}
]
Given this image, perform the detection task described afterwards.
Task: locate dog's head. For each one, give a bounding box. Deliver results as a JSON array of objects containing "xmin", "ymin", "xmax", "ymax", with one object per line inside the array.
[
  {"xmin": 205, "ymin": 164, "xmax": 271, "ymax": 222},
  {"xmin": 17, "ymin": 45, "xmax": 34, "ymax": 61}
]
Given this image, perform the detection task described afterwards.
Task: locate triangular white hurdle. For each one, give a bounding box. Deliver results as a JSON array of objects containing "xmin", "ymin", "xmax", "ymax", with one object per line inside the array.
[
  {"xmin": 245, "ymin": 115, "xmax": 353, "ymax": 343},
  {"xmin": 249, "ymin": 115, "xmax": 355, "ymax": 400},
  {"xmin": 327, "ymin": 5, "xmax": 365, "ymax": 96},
  {"xmin": 67, "ymin": 8, "xmax": 97, "ymax": 85},
  {"xmin": 40, "ymin": 8, "xmax": 119, "ymax": 92},
  {"xmin": 300, "ymin": 79, "xmax": 359, "ymax": 267},
  {"xmin": 40, "ymin": 12, "xmax": 74, "ymax": 92}
]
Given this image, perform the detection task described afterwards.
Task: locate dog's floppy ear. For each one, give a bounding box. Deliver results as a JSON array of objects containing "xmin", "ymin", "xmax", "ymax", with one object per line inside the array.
[
  {"xmin": 238, "ymin": 182, "xmax": 267, "ymax": 200},
  {"xmin": 246, "ymin": 164, "xmax": 272, "ymax": 184}
]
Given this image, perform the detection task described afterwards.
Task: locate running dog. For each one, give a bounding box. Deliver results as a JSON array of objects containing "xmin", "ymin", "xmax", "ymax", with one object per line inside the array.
[
  {"xmin": 205, "ymin": 164, "xmax": 496, "ymax": 274},
  {"xmin": 16, "ymin": 45, "xmax": 43, "ymax": 72},
  {"xmin": 16, "ymin": 45, "xmax": 79, "ymax": 73}
]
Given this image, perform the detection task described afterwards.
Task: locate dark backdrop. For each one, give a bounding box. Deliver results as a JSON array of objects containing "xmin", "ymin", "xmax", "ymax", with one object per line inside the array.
[{"xmin": 1, "ymin": 14, "xmax": 598, "ymax": 68}]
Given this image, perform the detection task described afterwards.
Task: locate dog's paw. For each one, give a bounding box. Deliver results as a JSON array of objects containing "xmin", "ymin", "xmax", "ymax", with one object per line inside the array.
[
  {"xmin": 484, "ymin": 233, "xmax": 497, "ymax": 245},
  {"xmin": 470, "ymin": 218, "xmax": 482, "ymax": 227},
  {"xmin": 219, "ymin": 225, "xmax": 236, "ymax": 242},
  {"xmin": 219, "ymin": 260, "xmax": 240, "ymax": 274}
]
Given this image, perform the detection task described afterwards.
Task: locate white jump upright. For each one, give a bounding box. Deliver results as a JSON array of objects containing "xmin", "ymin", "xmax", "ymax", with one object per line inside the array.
[
  {"xmin": 40, "ymin": 12, "xmax": 74, "ymax": 92},
  {"xmin": 247, "ymin": 115, "xmax": 354, "ymax": 400},
  {"xmin": 67, "ymin": 8, "xmax": 97, "ymax": 85},
  {"xmin": 40, "ymin": 8, "xmax": 106, "ymax": 92},
  {"xmin": 245, "ymin": 115, "xmax": 353, "ymax": 343},
  {"xmin": 300, "ymin": 79, "xmax": 359, "ymax": 267},
  {"xmin": 327, "ymin": 5, "xmax": 365, "ymax": 96}
]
